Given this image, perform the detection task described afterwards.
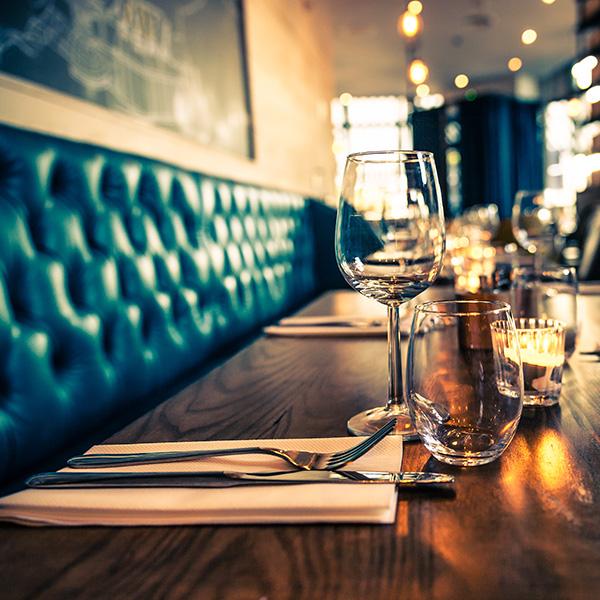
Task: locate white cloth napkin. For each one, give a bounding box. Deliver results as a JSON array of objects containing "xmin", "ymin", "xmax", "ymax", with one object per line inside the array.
[
  {"xmin": 264, "ymin": 315, "xmax": 411, "ymax": 337},
  {"xmin": 0, "ymin": 436, "xmax": 402, "ymax": 526}
]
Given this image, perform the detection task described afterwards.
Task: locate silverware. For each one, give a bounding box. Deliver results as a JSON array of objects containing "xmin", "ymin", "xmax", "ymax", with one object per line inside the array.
[
  {"xmin": 67, "ymin": 418, "xmax": 397, "ymax": 470},
  {"xmin": 26, "ymin": 469, "xmax": 454, "ymax": 489}
]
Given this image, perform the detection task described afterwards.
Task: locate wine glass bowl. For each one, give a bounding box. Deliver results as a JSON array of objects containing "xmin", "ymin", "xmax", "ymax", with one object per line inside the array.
[
  {"xmin": 462, "ymin": 203, "xmax": 500, "ymax": 242},
  {"xmin": 335, "ymin": 150, "xmax": 446, "ymax": 437},
  {"xmin": 512, "ymin": 190, "xmax": 557, "ymax": 261}
]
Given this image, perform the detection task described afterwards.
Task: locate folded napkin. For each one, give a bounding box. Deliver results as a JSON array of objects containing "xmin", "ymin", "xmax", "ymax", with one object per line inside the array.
[
  {"xmin": 0, "ymin": 436, "xmax": 402, "ymax": 526},
  {"xmin": 264, "ymin": 315, "xmax": 411, "ymax": 337}
]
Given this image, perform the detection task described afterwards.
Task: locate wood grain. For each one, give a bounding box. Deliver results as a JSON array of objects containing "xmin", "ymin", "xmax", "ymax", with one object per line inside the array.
[{"xmin": 1, "ymin": 289, "xmax": 599, "ymax": 600}]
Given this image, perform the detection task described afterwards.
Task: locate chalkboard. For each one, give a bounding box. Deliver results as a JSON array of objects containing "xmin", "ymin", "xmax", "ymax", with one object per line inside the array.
[{"xmin": 0, "ymin": 0, "xmax": 253, "ymax": 158}]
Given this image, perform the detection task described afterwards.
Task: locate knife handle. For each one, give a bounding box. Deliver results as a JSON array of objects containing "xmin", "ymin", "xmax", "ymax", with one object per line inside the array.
[{"xmin": 395, "ymin": 472, "xmax": 454, "ymax": 485}]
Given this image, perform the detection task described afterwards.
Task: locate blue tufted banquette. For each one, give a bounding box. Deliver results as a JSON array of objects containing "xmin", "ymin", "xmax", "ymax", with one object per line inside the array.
[{"xmin": 0, "ymin": 124, "xmax": 338, "ymax": 484}]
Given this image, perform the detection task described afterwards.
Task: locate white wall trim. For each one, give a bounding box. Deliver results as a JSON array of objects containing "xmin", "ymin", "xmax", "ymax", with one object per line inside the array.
[{"xmin": 0, "ymin": 72, "xmax": 287, "ymax": 191}]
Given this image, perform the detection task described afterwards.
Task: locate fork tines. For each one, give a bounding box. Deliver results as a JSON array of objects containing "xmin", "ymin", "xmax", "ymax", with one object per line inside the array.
[{"xmin": 325, "ymin": 418, "xmax": 397, "ymax": 469}]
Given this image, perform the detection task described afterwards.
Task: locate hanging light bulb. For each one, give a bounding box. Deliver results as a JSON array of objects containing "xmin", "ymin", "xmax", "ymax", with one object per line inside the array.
[
  {"xmin": 416, "ymin": 83, "xmax": 430, "ymax": 98},
  {"xmin": 339, "ymin": 92, "xmax": 353, "ymax": 106},
  {"xmin": 521, "ymin": 29, "xmax": 538, "ymax": 45},
  {"xmin": 454, "ymin": 74, "xmax": 469, "ymax": 89},
  {"xmin": 397, "ymin": 11, "xmax": 422, "ymax": 38},
  {"xmin": 508, "ymin": 57, "xmax": 522, "ymax": 72},
  {"xmin": 408, "ymin": 1, "xmax": 423, "ymax": 15},
  {"xmin": 409, "ymin": 59, "xmax": 429, "ymax": 85}
]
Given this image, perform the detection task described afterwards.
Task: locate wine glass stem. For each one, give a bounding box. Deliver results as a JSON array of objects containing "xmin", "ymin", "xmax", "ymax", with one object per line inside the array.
[{"xmin": 386, "ymin": 304, "xmax": 404, "ymax": 409}]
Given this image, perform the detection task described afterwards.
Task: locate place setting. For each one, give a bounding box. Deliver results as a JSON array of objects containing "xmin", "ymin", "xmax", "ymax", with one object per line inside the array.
[
  {"xmin": 0, "ymin": 417, "xmax": 459, "ymax": 526},
  {"xmin": 3, "ymin": 0, "xmax": 600, "ymax": 595},
  {"xmin": 0, "ymin": 150, "xmax": 575, "ymax": 527},
  {"xmin": 0, "ymin": 149, "xmax": 546, "ymax": 528}
]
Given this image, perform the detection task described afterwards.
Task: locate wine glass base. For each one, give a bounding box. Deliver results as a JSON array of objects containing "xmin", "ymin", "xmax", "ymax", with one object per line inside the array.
[{"xmin": 347, "ymin": 405, "xmax": 420, "ymax": 440}]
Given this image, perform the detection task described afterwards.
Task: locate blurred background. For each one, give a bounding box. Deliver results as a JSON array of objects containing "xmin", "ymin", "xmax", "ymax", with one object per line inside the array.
[
  {"xmin": 1, "ymin": 0, "xmax": 599, "ymax": 277},
  {"xmin": 325, "ymin": 0, "xmax": 599, "ymax": 279}
]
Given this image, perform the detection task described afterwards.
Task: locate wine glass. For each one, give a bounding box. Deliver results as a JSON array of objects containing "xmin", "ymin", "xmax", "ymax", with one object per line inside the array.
[
  {"xmin": 406, "ymin": 300, "xmax": 523, "ymax": 465},
  {"xmin": 512, "ymin": 190, "xmax": 557, "ymax": 266},
  {"xmin": 335, "ymin": 150, "xmax": 446, "ymax": 437},
  {"xmin": 463, "ymin": 203, "xmax": 500, "ymax": 242},
  {"xmin": 510, "ymin": 265, "xmax": 579, "ymax": 358}
]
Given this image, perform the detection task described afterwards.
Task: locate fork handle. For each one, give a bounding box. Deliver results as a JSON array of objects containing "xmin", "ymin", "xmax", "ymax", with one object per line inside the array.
[{"xmin": 67, "ymin": 447, "xmax": 281, "ymax": 468}]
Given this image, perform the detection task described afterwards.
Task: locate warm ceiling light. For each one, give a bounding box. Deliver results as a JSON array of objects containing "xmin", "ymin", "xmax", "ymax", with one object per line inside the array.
[
  {"xmin": 416, "ymin": 83, "xmax": 430, "ymax": 97},
  {"xmin": 407, "ymin": 1, "xmax": 423, "ymax": 15},
  {"xmin": 416, "ymin": 93, "xmax": 445, "ymax": 110},
  {"xmin": 339, "ymin": 92, "xmax": 353, "ymax": 106},
  {"xmin": 572, "ymin": 56, "xmax": 597, "ymax": 90},
  {"xmin": 541, "ymin": 0, "xmax": 555, "ymax": 4},
  {"xmin": 566, "ymin": 98, "xmax": 584, "ymax": 118},
  {"xmin": 398, "ymin": 11, "xmax": 421, "ymax": 37},
  {"xmin": 581, "ymin": 55, "xmax": 599, "ymax": 70},
  {"xmin": 521, "ymin": 29, "xmax": 538, "ymax": 45},
  {"xmin": 508, "ymin": 57, "xmax": 522, "ymax": 72},
  {"xmin": 454, "ymin": 74, "xmax": 469, "ymax": 89},
  {"xmin": 585, "ymin": 86, "xmax": 600, "ymax": 104},
  {"xmin": 408, "ymin": 59, "xmax": 429, "ymax": 84}
]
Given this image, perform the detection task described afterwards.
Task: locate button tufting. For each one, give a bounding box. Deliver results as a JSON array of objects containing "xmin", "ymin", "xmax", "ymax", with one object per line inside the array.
[
  {"xmin": 100, "ymin": 164, "xmax": 130, "ymax": 210},
  {"xmin": 0, "ymin": 124, "xmax": 322, "ymax": 483},
  {"xmin": 49, "ymin": 159, "xmax": 87, "ymax": 208}
]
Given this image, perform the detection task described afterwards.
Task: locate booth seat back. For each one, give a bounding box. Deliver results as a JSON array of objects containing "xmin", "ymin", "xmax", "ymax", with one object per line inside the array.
[{"xmin": 0, "ymin": 124, "xmax": 318, "ymax": 483}]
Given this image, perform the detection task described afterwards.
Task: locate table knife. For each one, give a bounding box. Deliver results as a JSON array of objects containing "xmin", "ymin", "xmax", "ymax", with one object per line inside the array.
[{"xmin": 26, "ymin": 469, "xmax": 454, "ymax": 489}]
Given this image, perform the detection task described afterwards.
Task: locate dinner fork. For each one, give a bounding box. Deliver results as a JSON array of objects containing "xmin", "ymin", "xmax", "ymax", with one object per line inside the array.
[{"xmin": 67, "ymin": 418, "xmax": 397, "ymax": 470}]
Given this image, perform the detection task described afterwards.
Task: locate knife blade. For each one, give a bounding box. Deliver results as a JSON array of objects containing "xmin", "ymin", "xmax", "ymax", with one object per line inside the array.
[{"xmin": 26, "ymin": 470, "xmax": 454, "ymax": 489}]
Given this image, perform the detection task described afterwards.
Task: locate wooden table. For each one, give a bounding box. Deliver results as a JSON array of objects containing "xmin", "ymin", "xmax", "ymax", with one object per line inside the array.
[{"xmin": 1, "ymin": 288, "xmax": 599, "ymax": 600}]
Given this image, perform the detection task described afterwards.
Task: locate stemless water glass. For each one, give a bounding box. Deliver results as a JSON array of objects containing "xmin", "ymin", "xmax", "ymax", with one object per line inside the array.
[
  {"xmin": 335, "ymin": 150, "xmax": 445, "ymax": 437},
  {"xmin": 407, "ymin": 301, "xmax": 523, "ymax": 466}
]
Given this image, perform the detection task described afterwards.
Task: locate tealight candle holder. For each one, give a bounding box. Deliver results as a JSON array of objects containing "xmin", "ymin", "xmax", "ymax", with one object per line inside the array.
[{"xmin": 513, "ymin": 318, "xmax": 566, "ymax": 407}]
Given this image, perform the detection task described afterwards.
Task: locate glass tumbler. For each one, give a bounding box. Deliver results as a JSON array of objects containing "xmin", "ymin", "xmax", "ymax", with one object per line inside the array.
[
  {"xmin": 514, "ymin": 318, "xmax": 566, "ymax": 407},
  {"xmin": 406, "ymin": 300, "xmax": 523, "ymax": 466},
  {"xmin": 510, "ymin": 265, "xmax": 579, "ymax": 358}
]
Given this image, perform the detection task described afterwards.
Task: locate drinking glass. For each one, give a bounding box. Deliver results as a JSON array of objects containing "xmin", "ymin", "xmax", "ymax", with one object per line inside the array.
[
  {"xmin": 545, "ymin": 188, "xmax": 577, "ymax": 257},
  {"xmin": 514, "ymin": 318, "xmax": 566, "ymax": 407},
  {"xmin": 463, "ymin": 203, "xmax": 500, "ymax": 242},
  {"xmin": 335, "ymin": 150, "xmax": 445, "ymax": 437},
  {"xmin": 407, "ymin": 300, "xmax": 523, "ymax": 465},
  {"xmin": 512, "ymin": 190, "xmax": 557, "ymax": 266},
  {"xmin": 510, "ymin": 265, "xmax": 579, "ymax": 358}
]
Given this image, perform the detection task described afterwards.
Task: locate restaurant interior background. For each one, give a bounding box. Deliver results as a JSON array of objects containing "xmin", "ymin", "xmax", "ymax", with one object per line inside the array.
[
  {"xmin": 1, "ymin": 0, "xmax": 598, "ymax": 279},
  {"xmin": 2, "ymin": 4, "xmax": 600, "ymax": 589}
]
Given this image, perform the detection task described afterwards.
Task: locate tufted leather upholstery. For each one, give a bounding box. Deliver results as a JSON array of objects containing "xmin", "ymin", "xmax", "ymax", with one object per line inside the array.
[{"xmin": 0, "ymin": 124, "xmax": 324, "ymax": 483}]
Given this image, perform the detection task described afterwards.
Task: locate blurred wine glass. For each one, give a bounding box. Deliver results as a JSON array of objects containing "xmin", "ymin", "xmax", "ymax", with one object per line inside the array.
[
  {"xmin": 463, "ymin": 203, "xmax": 500, "ymax": 242},
  {"xmin": 445, "ymin": 204, "xmax": 499, "ymax": 295},
  {"xmin": 335, "ymin": 150, "xmax": 446, "ymax": 437},
  {"xmin": 512, "ymin": 190, "xmax": 557, "ymax": 266},
  {"xmin": 546, "ymin": 188, "xmax": 578, "ymax": 258}
]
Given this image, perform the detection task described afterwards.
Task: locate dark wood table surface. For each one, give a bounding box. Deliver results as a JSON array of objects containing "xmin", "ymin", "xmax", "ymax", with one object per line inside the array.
[{"xmin": 1, "ymin": 287, "xmax": 599, "ymax": 600}]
